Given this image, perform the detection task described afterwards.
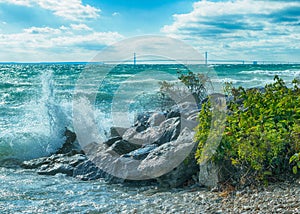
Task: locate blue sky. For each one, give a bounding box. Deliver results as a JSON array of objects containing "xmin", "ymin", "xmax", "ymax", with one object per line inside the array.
[{"xmin": 0, "ymin": 0, "xmax": 299, "ymax": 62}]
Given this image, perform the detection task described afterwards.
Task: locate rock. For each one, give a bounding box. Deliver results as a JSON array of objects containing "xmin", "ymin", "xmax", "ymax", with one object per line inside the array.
[
  {"xmin": 123, "ymin": 117, "xmax": 181, "ymax": 146},
  {"xmin": 56, "ymin": 128, "xmax": 83, "ymax": 155},
  {"xmin": 134, "ymin": 112, "xmax": 152, "ymax": 126},
  {"xmin": 122, "ymin": 144, "xmax": 158, "ymax": 160},
  {"xmin": 166, "ymin": 110, "xmax": 181, "ymax": 119},
  {"xmin": 110, "ymin": 127, "xmax": 128, "ymax": 138},
  {"xmin": 168, "ymin": 102, "xmax": 198, "ymax": 119},
  {"xmin": 21, "ymin": 156, "xmax": 51, "ymax": 169},
  {"xmin": 148, "ymin": 112, "xmax": 166, "ymax": 126},
  {"xmin": 22, "ymin": 153, "xmax": 87, "ymax": 177},
  {"xmin": 154, "ymin": 117, "xmax": 181, "ymax": 146},
  {"xmin": 183, "ymin": 117, "xmax": 199, "ymax": 129},
  {"xmin": 156, "ymin": 144, "xmax": 198, "ymax": 188},
  {"xmin": 187, "ymin": 112, "xmax": 198, "ymax": 122},
  {"xmin": 38, "ymin": 163, "xmax": 74, "ymax": 176},
  {"xmin": 104, "ymin": 136, "xmax": 122, "ymax": 147},
  {"xmin": 0, "ymin": 158, "xmax": 22, "ymax": 168},
  {"xmin": 138, "ymin": 127, "xmax": 197, "ymax": 187},
  {"xmin": 110, "ymin": 140, "xmax": 142, "ymax": 155},
  {"xmin": 198, "ymin": 160, "xmax": 233, "ymax": 189},
  {"xmin": 73, "ymin": 160, "xmax": 105, "ymax": 181}
]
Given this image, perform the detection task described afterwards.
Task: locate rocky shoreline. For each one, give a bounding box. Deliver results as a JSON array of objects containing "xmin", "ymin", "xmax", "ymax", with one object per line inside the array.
[
  {"xmin": 16, "ymin": 100, "xmax": 300, "ymax": 213},
  {"xmin": 21, "ymin": 102, "xmax": 200, "ymax": 188}
]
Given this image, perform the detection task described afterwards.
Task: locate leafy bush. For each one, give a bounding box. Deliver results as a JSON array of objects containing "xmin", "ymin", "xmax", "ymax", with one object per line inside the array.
[
  {"xmin": 159, "ymin": 71, "xmax": 208, "ymax": 106},
  {"xmin": 195, "ymin": 76, "xmax": 300, "ymax": 184}
]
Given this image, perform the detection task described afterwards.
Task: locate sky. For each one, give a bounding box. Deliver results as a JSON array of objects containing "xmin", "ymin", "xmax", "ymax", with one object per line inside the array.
[{"xmin": 0, "ymin": 0, "xmax": 299, "ymax": 62}]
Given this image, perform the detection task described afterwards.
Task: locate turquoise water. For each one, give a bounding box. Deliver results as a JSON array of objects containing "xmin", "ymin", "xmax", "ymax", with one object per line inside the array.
[{"xmin": 0, "ymin": 63, "xmax": 299, "ymax": 213}]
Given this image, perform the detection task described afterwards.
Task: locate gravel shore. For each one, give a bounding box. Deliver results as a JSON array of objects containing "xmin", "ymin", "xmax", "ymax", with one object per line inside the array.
[{"xmin": 123, "ymin": 178, "xmax": 300, "ymax": 214}]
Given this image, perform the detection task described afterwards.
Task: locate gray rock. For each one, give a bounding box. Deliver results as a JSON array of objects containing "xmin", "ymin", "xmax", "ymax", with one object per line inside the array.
[
  {"xmin": 110, "ymin": 127, "xmax": 128, "ymax": 138},
  {"xmin": 38, "ymin": 163, "xmax": 74, "ymax": 176},
  {"xmin": 166, "ymin": 109, "xmax": 181, "ymax": 119},
  {"xmin": 138, "ymin": 127, "xmax": 197, "ymax": 187},
  {"xmin": 154, "ymin": 117, "xmax": 181, "ymax": 146},
  {"xmin": 22, "ymin": 156, "xmax": 52, "ymax": 169},
  {"xmin": 156, "ymin": 144, "xmax": 198, "ymax": 188},
  {"xmin": 169, "ymin": 102, "xmax": 198, "ymax": 119},
  {"xmin": 134, "ymin": 112, "xmax": 153, "ymax": 126},
  {"xmin": 110, "ymin": 140, "xmax": 142, "ymax": 155},
  {"xmin": 187, "ymin": 112, "xmax": 198, "ymax": 122},
  {"xmin": 104, "ymin": 136, "xmax": 122, "ymax": 147},
  {"xmin": 123, "ymin": 117, "xmax": 181, "ymax": 146},
  {"xmin": 22, "ymin": 154, "xmax": 87, "ymax": 177},
  {"xmin": 198, "ymin": 160, "xmax": 232, "ymax": 189},
  {"xmin": 73, "ymin": 160, "xmax": 105, "ymax": 181},
  {"xmin": 0, "ymin": 158, "xmax": 22, "ymax": 168},
  {"xmin": 148, "ymin": 112, "xmax": 166, "ymax": 127},
  {"xmin": 56, "ymin": 128, "xmax": 82, "ymax": 155},
  {"xmin": 122, "ymin": 144, "xmax": 158, "ymax": 160}
]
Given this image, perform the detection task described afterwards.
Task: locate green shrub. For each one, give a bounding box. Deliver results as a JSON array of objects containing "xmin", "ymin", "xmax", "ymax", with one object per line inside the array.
[
  {"xmin": 195, "ymin": 76, "xmax": 300, "ymax": 183},
  {"xmin": 159, "ymin": 71, "xmax": 208, "ymax": 106}
]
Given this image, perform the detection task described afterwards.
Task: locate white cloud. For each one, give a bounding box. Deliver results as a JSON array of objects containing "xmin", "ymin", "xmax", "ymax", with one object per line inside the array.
[
  {"xmin": 112, "ymin": 12, "xmax": 120, "ymax": 17},
  {"xmin": 161, "ymin": 0, "xmax": 300, "ymax": 62},
  {"xmin": 0, "ymin": 25, "xmax": 124, "ymax": 61},
  {"xmin": 0, "ymin": 0, "xmax": 31, "ymax": 6},
  {"xmin": 70, "ymin": 23, "xmax": 92, "ymax": 31},
  {"xmin": 0, "ymin": 0, "xmax": 100, "ymax": 21},
  {"xmin": 24, "ymin": 26, "xmax": 61, "ymax": 34}
]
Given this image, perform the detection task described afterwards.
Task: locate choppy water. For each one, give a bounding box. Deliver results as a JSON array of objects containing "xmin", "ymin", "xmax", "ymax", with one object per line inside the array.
[{"xmin": 0, "ymin": 63, "xmax": 299, "ymax": 213}]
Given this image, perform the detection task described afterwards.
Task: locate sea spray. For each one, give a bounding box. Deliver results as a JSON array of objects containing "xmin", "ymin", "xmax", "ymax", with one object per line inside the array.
[{"xmin": 0, "ymin": 70, "xmax": 70, "ymax": 161}]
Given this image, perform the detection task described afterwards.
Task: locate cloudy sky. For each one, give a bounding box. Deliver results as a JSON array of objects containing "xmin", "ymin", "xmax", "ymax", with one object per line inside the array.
[{"xmin": 0, "ymin": 0, "xmax": 299, "ymax": 62}]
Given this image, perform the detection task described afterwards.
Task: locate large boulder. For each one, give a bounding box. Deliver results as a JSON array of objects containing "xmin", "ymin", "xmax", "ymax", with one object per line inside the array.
[
  {"xmin": 148, "ymin": 112, "xmax": 166, "ymax": 127},
  {"xmin": 122, "ymin": 144, "xmax": 158, "ymax": 160},
  {"xmin": 109, "ymin": 140, "xmax": 142, "ymax": 155},
  {"xmin": 104, "ymin": 136, "xmax": 122, "ymax": 147},
  {"xmin": 110, "ymin": 127, "xmax": 128, "ymax": 138},
  {"xmin": 123, "ymin": 117, "xmax": 181, "ymax": 146},
  {"xmin": 167, "ymin": 102, "xmax": 198, "ymax": 119},
  {"xmin": 137, "ymin": 127, "xmax": 198, "ymax": 187}
]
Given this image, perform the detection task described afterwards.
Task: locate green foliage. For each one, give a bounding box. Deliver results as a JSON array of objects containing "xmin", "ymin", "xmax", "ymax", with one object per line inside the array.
[
  {"xmin": 289, "ymin": 152, "xmax": 300, "ymax": 174},
  {"xmin": 178, "ymin": 71, "xmax": 208, "ymax": 104},
  {"xmin": 195, "ymin": 76, "xmax": 300, "ymax": 183},
  {"xmin": 159, "ymin": 71, "xmax": 208, "ymax": 105}
]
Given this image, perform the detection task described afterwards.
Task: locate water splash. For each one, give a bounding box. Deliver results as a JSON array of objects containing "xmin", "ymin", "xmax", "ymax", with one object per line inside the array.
[{"xmin": 0, "ymin": 70, "xmax": 69, "ymax": 161}]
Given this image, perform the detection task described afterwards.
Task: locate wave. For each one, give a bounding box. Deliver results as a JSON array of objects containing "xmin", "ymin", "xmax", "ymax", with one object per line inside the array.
[
  {"xmin": 240, "ymin": 69, "xmax": 300, "ymax": 77},
  {"xmin": 0, "ymin": 71, "xmax": 70, "ymax": 161}
]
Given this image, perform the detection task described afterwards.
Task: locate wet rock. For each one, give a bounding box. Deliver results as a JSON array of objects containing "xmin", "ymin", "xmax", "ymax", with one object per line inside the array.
[
  {"xmin": 38, "ymin": 163, "xmax": 74, "ymax": 176},
  {"xmin": 110, "ymin": 127, "xmax": 128, "ymax": 138},
  {"xmin": 104, "ymin": 136, "xmax": 122, "ymax": 147},
  {"xmin": 73, "ymin": 160, "xmax": 105, "ymax": 181},
  {"xmin": 22, "ymin": 154, "xmax": 87, "ymax": 177},
  {"xmin": 110, "ymin": 140, "xmax": 142, "ymax": 155},
  {"xmin": 22, "ymin": 156, "xmax": 51, "ymax": 169},
  {"xmin": 56, "ymin": 128, "xmax": 83, "ymax": 155},
  {"xmin": 122, "ymin": 144, "xmax": 158, "ymax": 160},
  {"xmin": 0, "ymin": 158, "xmax": 22, "ymax": 168}
]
